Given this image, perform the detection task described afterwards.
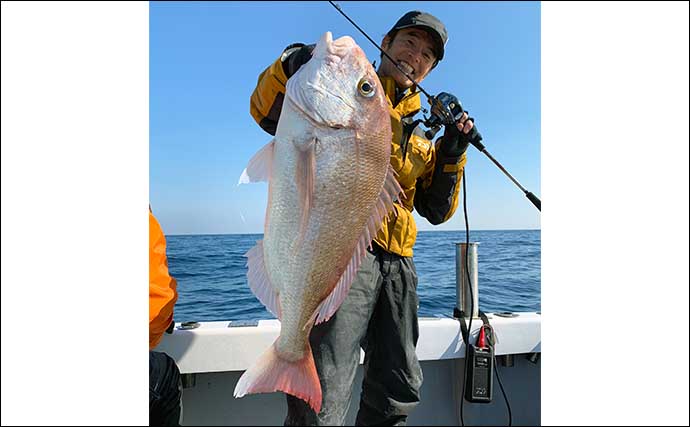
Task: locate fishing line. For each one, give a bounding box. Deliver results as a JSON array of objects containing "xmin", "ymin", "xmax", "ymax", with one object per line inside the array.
[
  {"xmin": 459, "ymin": 171, "xmax": 512, "ymax": 426},
  {"xmin": 494, "ymin": 359, "xmax": 513, "ymax": 426},
  {"xmin": 459, "ymin": 169, "xmax": 472, "ymax": 426}
]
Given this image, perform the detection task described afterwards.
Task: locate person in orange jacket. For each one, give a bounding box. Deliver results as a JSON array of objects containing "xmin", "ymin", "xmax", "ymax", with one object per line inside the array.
[
  {"xmin": 150, "ymin": 209, "xmax": 178, "ymax": 349},
  {"xmin": 149, "ymin": 209, "xmax": 182, "ymax": 426}
]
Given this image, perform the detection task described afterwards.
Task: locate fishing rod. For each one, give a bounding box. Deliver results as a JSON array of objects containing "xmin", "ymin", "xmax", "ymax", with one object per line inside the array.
[{"xmin": 328, "ymin": 0, "xmax": 541, "ymax": 212}]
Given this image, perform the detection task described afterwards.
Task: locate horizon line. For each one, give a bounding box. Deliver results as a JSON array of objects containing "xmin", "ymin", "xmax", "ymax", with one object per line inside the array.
[{"xmin": 166, "ymin": 228, "xmax": 542, "ymax": 237}]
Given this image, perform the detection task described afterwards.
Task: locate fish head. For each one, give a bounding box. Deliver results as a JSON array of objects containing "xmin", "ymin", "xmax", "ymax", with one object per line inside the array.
[{"xmin": 286, "ymin": 32, "xmax": 389, "ymax": 136}]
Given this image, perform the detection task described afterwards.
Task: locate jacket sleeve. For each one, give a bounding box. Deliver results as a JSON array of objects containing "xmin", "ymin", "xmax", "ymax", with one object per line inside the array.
[
  {"xmin": 249, "ymin": 43, "xmax": 313, "ymax": 135},
  {"xmin": 149, "ymin": 211, "xmax": 178, "ymax": 350},
  {"xmin": 413, "ymin": 137, "xmax": 468, "ymax": 225}
]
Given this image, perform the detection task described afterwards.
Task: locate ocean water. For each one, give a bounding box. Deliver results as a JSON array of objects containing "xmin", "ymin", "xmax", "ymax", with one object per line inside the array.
[{"xmin": 166, "ymin": 229, "xmax": 540, "ymax": 322}]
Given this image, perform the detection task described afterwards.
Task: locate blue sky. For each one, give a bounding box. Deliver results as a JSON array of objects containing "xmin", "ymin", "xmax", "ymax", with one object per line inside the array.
[{"xmin": 150, "ymin": 1, "xmax": 541, "ymax": 235}]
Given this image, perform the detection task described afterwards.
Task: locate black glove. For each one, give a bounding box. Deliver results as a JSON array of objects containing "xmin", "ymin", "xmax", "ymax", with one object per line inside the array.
[
  {"xmin": 282, "ymin": 43, "xmax": 316, "ymax": 79},
  {"xmin": 439, "ymin": 114, "xmax": 482, "ymax": 157}
]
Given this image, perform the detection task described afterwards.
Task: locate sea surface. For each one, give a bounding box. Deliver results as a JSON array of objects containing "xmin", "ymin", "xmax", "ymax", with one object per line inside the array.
[{"xmin": 166, "ymin": 229, "xmax": 540, "ymax": 322}]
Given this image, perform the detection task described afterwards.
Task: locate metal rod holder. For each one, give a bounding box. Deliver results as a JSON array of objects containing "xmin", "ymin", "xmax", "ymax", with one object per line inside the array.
[{"xmin": 455, "ymin": 242, "xmax": 480, "ymax": 319}]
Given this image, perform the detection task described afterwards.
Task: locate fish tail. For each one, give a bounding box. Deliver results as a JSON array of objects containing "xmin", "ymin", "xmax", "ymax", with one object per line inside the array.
[{"xmin": 233, "ymin": 341, "xmax": 322, "ymax": 413}]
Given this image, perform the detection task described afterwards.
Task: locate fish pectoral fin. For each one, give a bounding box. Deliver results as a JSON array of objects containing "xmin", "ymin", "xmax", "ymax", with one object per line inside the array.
[
  {"xmin": 314, "ymin": 165, "xmax": 403, "ymax": 325},
  {"xmin": 239, "ymin": 139, "xmax": 275, "ymax": 185},
  {"xmin": 245, "ymin": 240, "xmax": 282, "ymax": 319},
  {"xmin": 295, "ymin": 138, "xmax": 316, "ymax": 240},
  {"xmin": 302, "ymin": 308, "xmax": 319, "ymax": 332},
  {"xmin": 312, "ymin": 244, "xmax": 365, "ymax": 326}
]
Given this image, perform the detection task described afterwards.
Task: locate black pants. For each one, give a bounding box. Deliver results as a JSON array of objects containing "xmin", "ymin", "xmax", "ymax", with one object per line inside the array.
[
  {"xmin": 149, "ymin": 351, "xmax": 182, "ymax": 426},
  {"xmin": 285, "ymin": 244, "xmax": 423, "ymax": 426}
]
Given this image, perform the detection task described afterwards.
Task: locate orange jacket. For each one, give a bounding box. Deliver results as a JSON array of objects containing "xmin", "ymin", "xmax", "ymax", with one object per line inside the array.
[{"xmin": 149, "ymin": 210, "xmax": 178, "ymax": 350}]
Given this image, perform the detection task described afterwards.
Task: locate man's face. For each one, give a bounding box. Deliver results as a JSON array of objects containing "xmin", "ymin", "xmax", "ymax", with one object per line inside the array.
[{"xmin": 378, "ymin": 27, "xmax": 438, "ymax": 90}]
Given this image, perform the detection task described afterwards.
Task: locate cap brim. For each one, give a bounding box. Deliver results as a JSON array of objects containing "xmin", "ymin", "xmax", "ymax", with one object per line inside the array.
[{"xmin": 395, "ymin": 24, "xmax": 445, "ymax": 61}]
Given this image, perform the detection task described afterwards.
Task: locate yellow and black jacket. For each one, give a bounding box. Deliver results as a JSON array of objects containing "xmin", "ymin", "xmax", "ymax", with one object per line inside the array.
[{"xmin": 249, "ymin": 44, "xmax": 467, "ymax": 257}]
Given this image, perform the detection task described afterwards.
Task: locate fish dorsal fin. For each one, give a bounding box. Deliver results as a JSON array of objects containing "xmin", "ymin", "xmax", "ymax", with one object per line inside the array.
[
  {"xmin": 313, "ymin": 165, "xmax": 403, "ymax": 325},
  {"xmin": 245, "ymin": 240, "xmax": 282, "ymax": 319},
  {"xmin": 239, "ymin": 140, "xmax": 275, "ymax": 184}
]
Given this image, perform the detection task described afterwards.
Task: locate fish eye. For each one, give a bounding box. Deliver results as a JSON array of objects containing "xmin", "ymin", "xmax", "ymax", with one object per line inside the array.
[{"xmin": 357, "ymin": 79, "xmax": 375, "ymax": 98}]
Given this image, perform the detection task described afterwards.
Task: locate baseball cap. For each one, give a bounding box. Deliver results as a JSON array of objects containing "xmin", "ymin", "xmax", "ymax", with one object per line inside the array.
[{"xmin": 389, "ymin": 11, "xmax": 448, "ymax": 61}]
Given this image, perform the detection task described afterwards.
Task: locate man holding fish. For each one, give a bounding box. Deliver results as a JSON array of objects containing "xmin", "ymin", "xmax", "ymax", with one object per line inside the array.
[{"xmin": 236, "ymin": 10, "xmax": 479, "ymax": 426}]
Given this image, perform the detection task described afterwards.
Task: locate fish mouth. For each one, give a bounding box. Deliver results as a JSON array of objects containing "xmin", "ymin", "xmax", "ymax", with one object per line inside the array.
[
  {"xmin": 286, "ymin": 95, "xmax": 348, "ymax": 131},
  {"xmin": 314, "ymin": 31, "xmax": 356, "ymax": 60},
  {"xmin": 286, "ymin": 31, "xmax": 362, "ymax": 130},
  {"xmin": 306, "ymin": 81, "xmax": 356, "ymax": 111},
  {"xmin": 286, "ymin": 79, "xmax": 356, "ymax": 130}
]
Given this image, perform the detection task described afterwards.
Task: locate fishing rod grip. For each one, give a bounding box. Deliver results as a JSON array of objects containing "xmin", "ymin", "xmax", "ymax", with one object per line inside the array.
[
  {"xmin": 526, "ymin": 192, "xmax": 541, "ymax": 211},
  {"xmin": 470, "ymin": 139, "xmax": 486, "ymax": 151},
  {"xmin": 470, "ymin": 131, "xmax": 485, "ymax": 152}
]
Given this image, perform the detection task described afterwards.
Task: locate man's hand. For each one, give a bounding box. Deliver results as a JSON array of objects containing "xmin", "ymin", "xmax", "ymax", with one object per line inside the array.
[
  {"xmin": 283, "ymin": 44, "xmax": 315, "ymax": 78},
  {"xmin": 439, "ymin": 111, "xmax": 481, "ymax": 157}
]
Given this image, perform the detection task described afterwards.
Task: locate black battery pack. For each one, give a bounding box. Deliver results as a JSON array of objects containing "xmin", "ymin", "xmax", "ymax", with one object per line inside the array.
[{"xmin": 465, "ymin": 344, "xmax": 494, "ymax": 403}]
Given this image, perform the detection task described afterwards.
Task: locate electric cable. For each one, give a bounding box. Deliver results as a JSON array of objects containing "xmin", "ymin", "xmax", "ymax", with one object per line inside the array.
[{"xmin": 459, "ymin": 172, "xmax": 513, "ymax": 426}]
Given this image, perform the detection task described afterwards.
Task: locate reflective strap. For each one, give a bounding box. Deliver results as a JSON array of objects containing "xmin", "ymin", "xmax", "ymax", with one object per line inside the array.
[{"xmin": 443, "ymin": 163, "xmax": 459, "ymax": 173}]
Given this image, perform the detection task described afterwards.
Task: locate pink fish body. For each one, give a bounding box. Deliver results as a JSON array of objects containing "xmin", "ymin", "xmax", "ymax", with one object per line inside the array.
[{"xmin": 234, "ymin": 32, "xmax": 402, "ymax": 412}]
